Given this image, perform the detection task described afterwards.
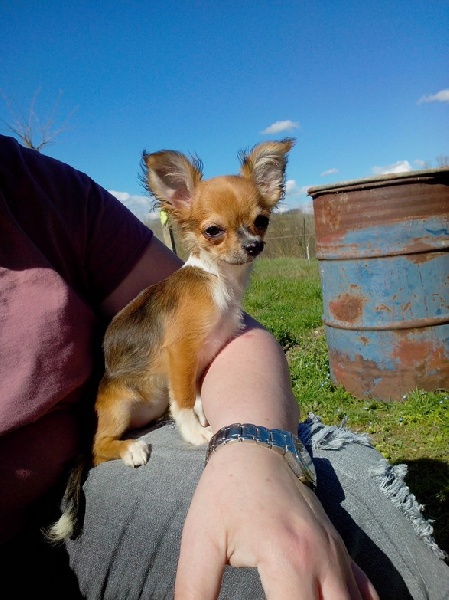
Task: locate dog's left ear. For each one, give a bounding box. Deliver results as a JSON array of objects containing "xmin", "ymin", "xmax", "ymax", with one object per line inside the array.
[
  {"xmin": 239, "ymin": 138, "xmax": 295, "ymax": 208},
  {"xmin": 142, "ymin": 150, "xmax": 203, "ymax": 216}
]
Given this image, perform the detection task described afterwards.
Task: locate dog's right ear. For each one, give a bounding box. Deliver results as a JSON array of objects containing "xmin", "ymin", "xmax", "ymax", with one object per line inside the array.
[
  {"xmin": 239, "ymin": 138, "xmax": 295, "ymax": 208},
  {"xmin": 142, "ymin": 150, "xmax": 203, "ymax": 216}
]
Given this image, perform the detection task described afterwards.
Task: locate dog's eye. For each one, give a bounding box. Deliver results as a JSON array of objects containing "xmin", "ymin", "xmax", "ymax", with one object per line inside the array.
[
  {"xmin": 203, "ymin": 225, "xmax": 225, "ymax": 240},
  {"xmin": 254, "ymin": 215, "xmax": 269, "ymax": 230}
]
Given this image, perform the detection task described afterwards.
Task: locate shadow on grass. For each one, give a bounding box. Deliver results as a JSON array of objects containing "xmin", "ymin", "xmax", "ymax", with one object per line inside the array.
[{"xmin": 395, "ymin": 457, "xmax": 449, "ymax": 563}]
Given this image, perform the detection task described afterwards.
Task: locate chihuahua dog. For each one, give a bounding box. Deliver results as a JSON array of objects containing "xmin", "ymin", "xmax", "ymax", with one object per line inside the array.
[
  {"xmin": 47, "ymin": 138, "xmax": 294, "ymax": 540},
  {"xmin": 92, "ymin": 137, "xmax": 294, "ymax": 467}
]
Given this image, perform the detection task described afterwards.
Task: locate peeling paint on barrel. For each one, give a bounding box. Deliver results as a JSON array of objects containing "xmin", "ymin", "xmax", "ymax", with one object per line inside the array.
[{"xmin": 309, "ymin": 167, "xmax": 449, "ymax": 401}]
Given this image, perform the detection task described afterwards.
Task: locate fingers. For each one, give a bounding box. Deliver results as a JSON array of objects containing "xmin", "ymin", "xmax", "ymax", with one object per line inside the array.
[
  {"xmin": 259, "ymin": 561, "xmax": 318, "ymax": 600},
  {"xmin": 351, "ymin": 562, "xmax": 380, "ymax": 600},
  {"xmin": 258, "ymin": 544, "xmax": 377, "ymax": 600},
  {"xmin": 176, "ymin": 512, "xmax": 379, "ymax": 600},
  {"xmin": 315, "ymin": 558, "xmax": 379, "ymax": 600},
  {"xmin": 175, "ymin": 506, "xmax": 224, "ymax": 600}
]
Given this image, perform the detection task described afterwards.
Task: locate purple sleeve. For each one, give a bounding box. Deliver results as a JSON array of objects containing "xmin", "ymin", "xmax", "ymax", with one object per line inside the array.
[{"xmin": 82, "ymin": 178, "xmax": 154, "ymax": 303}]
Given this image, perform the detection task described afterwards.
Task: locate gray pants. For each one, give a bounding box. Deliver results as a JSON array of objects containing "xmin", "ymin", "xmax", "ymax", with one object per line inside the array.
[{"xmin": 66, "ymin": 416, "xmax": 449, "ymax": 600}]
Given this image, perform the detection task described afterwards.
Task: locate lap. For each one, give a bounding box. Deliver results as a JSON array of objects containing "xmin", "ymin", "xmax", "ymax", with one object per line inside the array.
[{"xmin": 65, "ymin": 418, "xmax": 449, "ymax": 600}]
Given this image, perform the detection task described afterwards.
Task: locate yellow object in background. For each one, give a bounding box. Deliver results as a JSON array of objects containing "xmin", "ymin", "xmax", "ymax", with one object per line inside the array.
[{"xmin": 160, "ymin": 209, "xmax": 169, "ymax": 226}]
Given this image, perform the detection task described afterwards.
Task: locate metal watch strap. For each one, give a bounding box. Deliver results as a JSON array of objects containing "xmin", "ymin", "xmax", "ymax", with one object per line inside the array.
[{"xmin": 205, "ymin": 423, "xmax": 316, "ymax": 489}]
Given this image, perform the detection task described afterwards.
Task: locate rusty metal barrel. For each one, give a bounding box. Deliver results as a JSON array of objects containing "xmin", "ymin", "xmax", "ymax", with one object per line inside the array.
[{"xmin": 308, "ymin": 168, "xmax": 449, "ymax": 401}]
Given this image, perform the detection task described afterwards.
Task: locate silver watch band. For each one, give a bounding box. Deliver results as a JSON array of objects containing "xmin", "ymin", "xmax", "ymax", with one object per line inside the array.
[{"xmin": 205, "ymin": 423, "xmax": 316, "ymax": 489}]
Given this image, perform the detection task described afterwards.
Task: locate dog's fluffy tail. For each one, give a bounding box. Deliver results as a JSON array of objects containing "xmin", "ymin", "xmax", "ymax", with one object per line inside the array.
[{"xmin": 44, "ymin": 456, "xmax": 88, "ymax": 543}]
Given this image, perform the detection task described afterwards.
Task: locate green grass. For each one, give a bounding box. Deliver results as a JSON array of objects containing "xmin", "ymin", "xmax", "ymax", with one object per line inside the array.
[
  {"xmin": 245, "ymin": 258, "xmax": 323, "ymax": 347},
  {"xmin": 244, "ymin": 257, "xmax": 449, "ymax": 559}
]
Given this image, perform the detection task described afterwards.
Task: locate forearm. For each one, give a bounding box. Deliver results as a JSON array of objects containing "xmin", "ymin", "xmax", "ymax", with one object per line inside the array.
[
  {"xmin": 180, "ymin": 318, "xmax": 379, "ymax": 599},
  {"xmin": 200, "ymin": 314, "xmax": 300, "ymax": 434}
]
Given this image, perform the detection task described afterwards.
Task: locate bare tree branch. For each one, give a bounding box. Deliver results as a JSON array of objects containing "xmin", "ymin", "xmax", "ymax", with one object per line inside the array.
[
  {"xmin": 435, "ymin": 154, "xmax": 449, "ymax": 168},
  {"xmin": 0, "ymin": 87, "xmax": 77, "ymax": 151}
]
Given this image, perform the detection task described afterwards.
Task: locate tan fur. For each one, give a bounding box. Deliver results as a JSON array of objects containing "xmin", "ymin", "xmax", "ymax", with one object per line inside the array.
[{"xmin": 92, "ymin": 138, "xmax": 295, "ymax": 467}]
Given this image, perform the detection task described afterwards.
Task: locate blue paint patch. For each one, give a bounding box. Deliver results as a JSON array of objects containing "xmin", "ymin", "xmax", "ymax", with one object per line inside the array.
[{"xmin": 426, "ymin": 228, "xmax": 449, "ymax": 236}]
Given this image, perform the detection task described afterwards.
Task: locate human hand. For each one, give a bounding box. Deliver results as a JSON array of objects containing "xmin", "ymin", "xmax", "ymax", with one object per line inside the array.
[{"xmin": 175, "ymin": 442, "xmax": 379, "ymax": 600}]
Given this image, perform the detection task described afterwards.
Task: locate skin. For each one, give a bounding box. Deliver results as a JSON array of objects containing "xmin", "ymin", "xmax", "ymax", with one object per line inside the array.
[{"xmin": 102, "ymin": 236, "xmax": 379, "ymax": 600}]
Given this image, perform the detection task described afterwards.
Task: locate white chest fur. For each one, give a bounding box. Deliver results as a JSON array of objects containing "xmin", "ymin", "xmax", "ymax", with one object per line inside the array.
[{"xmin": 183, "ymin": 252, "xmax": 251, "ymax": 372}]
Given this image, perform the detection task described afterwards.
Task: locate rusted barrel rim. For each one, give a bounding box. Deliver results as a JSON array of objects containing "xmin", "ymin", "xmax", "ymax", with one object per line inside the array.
[
  {"xmin": 308, "ymin": 166, "xmax": 449, "ymax": 197},
  {"xmin": 323, "ymin": 314, "xmax": 449, "ymax": 331}
]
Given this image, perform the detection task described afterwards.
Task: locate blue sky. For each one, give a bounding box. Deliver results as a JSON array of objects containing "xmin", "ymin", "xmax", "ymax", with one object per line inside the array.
[{"xmin": 1, "ymin": 1, "xmax": 448, "ymax": 219}]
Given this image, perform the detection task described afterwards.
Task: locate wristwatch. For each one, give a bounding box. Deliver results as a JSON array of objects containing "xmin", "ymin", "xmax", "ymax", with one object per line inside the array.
[{"xmin": 205, "ymin": 422, "xmax": 317, "ymax": 490}]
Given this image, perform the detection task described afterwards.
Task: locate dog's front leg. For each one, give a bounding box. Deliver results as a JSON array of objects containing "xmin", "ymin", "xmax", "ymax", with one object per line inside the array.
[{"xmin": 167, "ymin": 343, "xmax": 213, "ymax": 445}]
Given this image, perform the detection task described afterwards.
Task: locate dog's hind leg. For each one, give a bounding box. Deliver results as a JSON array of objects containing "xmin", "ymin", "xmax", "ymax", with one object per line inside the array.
[{"xmin": 92, "ymin": 379, "xmax": 151, "ymax": 467}]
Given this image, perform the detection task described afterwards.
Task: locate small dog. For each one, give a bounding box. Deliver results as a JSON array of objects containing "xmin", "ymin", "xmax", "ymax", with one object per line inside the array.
[
  {"xmin": 47, "ymin": 138, "xmax": 294, "ymax": 540},
  {"xmin": 92, "ymin": 137, "xmax": 295, "ymax": 466}
]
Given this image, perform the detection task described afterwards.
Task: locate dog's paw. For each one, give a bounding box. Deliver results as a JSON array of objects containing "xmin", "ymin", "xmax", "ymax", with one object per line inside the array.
[
  {"xmin": 194, "ymin": 395, "xmax": 208, "ymax": 427},
  {"xmin": 171, "ymin": 405, "xmax": 213, "ymax": 445},
  {"xmin": 181, "ymin": 420, "xmax": 213, "ymax": 446},
  {"xmin": 201, "ymin": 424, "xmax": 213, "ymax": 442},
  {"xmin": 121, "ymin": 440, "xmax": 150, "ymax": 467},
  {"xmin": 183, "ymin": 427, "xmax": 212, "ymax": 445}
]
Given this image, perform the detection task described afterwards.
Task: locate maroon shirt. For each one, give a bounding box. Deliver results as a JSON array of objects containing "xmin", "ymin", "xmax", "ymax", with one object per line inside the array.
[{"xmin": 0, "ymin": 135, "xmax": 152, "ymax": 540}]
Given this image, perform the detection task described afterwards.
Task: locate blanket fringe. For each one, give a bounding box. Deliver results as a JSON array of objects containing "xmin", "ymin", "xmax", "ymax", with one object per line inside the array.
[
  {"xmin": 297, "ymin": 412, "xmax": 372, "ymax": 450},
  {"xmin": 370, "ymin": 459, "xmax": 447, "ymax": 561}
]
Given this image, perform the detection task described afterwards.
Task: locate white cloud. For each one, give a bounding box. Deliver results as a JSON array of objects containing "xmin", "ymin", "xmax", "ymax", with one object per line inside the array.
[
  {"xmin": 260, "ymin": 120, "xmax": 299, "ymax": 134},
  {"xmin": 417, "ymin": 88, "xmax": 449, "ymax": 104},
  {"xmin": 285, "ymin": 179, "xmax": 307, "ymax": 195},
  {"xmin": 285, "ymin": 179, "xmax": 298, "ymax": 194},
  {"xmin": 371, "ymin": 161, "xmax": 412, "ymax": 176},
  {"xmin": 283, "ymin": 179, "xmax": 313, "ymax": 212},
  {"xmin": 320, "ymin": 168, "xmax": 338, "ymax": 177},
  {"xmin": 413, "ymin": 159, "xmax": 427, "ymax": 169},
  {"xmin": 109, "ymin": 190, "xmax": 159, "ymax": 221}
]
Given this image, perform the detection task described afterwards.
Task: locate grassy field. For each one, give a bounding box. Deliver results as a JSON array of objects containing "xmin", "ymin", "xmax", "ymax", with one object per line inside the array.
[{"xmin": 244, "ymin": 257, "xmax": 449, "ymax": 559}]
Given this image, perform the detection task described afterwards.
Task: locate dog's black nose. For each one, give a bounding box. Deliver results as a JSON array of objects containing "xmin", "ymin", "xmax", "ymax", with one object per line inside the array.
[{"xmin": 244, "ymin": 240, "xmax": 265, "ymax": 256}]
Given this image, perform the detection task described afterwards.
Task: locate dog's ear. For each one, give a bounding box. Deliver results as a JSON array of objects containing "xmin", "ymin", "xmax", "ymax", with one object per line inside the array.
[
  {"xmin": 239, "ymin": 138, "xmax": 295, "ymax": 208},
  {"xmin": 142, "ymin": 150, "xmax": 203, "ymax": 216}
]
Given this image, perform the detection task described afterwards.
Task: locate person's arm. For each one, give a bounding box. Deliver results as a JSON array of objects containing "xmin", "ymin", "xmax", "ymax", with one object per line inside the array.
[
  {"xmin": 175, "ymin": 320, "xmax": 379, "ymax": 599},
  {"xmin": 100, "ymin": 236, "xmax": 182, "ymax": 316}
]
